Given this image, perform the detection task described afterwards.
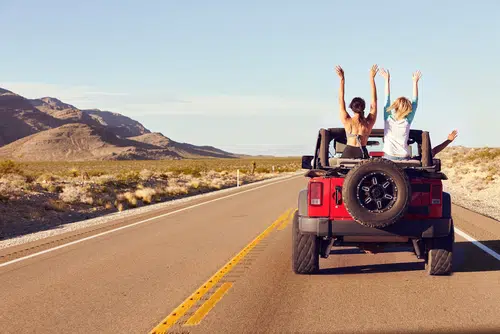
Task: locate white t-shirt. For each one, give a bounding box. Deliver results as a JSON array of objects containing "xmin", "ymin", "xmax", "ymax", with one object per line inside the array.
[{"xmin": 383, "ymin": 93, "xmax": 418, "ymax": 157}]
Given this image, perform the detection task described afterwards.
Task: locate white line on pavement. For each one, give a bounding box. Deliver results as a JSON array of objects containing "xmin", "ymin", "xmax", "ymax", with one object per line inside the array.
[{"xmin": 0, "ymin": 175, "xmax": 303, "ymax": 268}]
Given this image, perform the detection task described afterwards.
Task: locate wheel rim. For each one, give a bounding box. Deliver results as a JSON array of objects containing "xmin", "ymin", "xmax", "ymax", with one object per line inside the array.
[{"xmin": 356, "ymin": 172, "xmax": 398, "ymax": 213}]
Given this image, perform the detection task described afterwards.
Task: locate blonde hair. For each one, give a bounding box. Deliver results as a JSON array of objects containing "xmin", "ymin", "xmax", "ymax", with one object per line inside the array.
[{"xmin": 386, "ymin": 97, "xmax": 412, "ymax": 120}]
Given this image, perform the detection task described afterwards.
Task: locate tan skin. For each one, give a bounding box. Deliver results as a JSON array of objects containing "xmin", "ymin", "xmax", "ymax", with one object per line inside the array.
[
  {"xmin": 335, "ymin": 64, "xmax": 379, "ymax": 146},
  {"xmin": 432, "ymin": 129, "xmax": 458, "ymax": 155}
]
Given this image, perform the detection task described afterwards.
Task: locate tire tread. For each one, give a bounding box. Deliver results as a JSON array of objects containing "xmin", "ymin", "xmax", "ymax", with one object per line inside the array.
[{"xmin": 292, "ymin": 212, "xmax": 319, "ymax": 274}]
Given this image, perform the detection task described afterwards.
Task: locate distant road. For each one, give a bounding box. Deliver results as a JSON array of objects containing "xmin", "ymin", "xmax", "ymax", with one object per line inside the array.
[{"xmin": 1, "ymin": 175, "xmax": 499, "ymax": 333}]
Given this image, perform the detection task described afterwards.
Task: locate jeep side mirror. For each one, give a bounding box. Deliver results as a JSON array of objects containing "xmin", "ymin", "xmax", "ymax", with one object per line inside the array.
[{"xmin": 301, "ymin": 155, "xmax": 314, "ymax": 169}]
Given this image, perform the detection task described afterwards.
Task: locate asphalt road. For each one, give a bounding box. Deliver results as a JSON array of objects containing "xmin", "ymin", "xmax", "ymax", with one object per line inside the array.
[{"xmin": 0, "ymin": 175, "xmax": 499, "ymax": 334}]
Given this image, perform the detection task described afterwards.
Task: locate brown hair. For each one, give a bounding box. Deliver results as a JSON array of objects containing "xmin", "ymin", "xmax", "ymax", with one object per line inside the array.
[{"xmin": 349, "ymin": 97, "xmax": 365, "ymax": 114}]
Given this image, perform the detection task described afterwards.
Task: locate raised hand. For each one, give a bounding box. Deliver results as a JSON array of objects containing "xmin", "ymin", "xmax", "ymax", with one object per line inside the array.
[
  {"xmin": 412, "ymin": 70, "xmax": 422, "ymax": 82},
  {"xmin": 335, "ymin": 65, "xmax": 345, "ymax": 80},
  {"xmin": 447, "ymin": 129, "xmax": 458, "ymax": 141},
  {"xmin": 370, "ymin": 64, "xmax": 379, "ymax": 79},
  {"xmin": 379, "ymin": 68, "xmax": 390, "ymax": 80}
]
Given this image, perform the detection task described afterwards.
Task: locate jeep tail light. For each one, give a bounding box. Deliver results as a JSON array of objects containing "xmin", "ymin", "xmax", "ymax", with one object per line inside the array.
[
  {"xmin": 310, "ymin": 182, "xmax": 323, "ymax": 206},
  {"xmin": 431, "ymin": 184, "xmax": 442, "ymax": 204}
]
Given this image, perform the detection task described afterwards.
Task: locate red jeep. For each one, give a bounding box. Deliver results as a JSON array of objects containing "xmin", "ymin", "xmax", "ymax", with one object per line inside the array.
[{"xmin": 294, "ymin": 128, "xmax": 454, "ymax": 276}]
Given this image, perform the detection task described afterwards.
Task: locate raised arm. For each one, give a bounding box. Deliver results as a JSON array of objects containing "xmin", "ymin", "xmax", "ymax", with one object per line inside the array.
[
  {"xmin": 379, "ymin": 68, "xmax": 391, "ymax": 120},
  {"xmin": 432, "ymin": 129, "xmax": 458, "ymax": 155},
  {"xmin": 407, "ymin": 70, "xmax": 422, "ymax": 124},
  {"xmin": 335, "ymin": 65, "xmax": 349, "ymax": 125},
  {"xmin": 366, "ymin": 64, "xmax": 379, "ymax": 126},
  {"xmin": 412, "ymin": 70, "xmax": 421, "ymax": 103}
]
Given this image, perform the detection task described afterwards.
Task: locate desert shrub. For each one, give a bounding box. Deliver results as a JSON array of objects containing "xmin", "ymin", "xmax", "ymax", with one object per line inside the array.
[
  {"xmin": 87, "ymin": 170, "xmax": 107, "ymax": 177},
  {"xmin": 209, "ymin": 178, "xmax": 225, "ymax": 189},
  {"xmin": 37, "ymin": 173, "xmax": 57, "ymax": 183},
  {"xmin": 59, "ymin": 185, "xmax": 93, "ymax": 205},
  {"xmin": 116, "ymin": 171, "xmax": 140, "ymax": 183},
  {"xmin": 485, "ymin": 174, "xmax": 495, "ymax": 183},
  {"xmin": 165, "ymin": 185, "xmax": 189, "ymax": 196},
  {"xmin": 122, "ymin": 192, "xmax": 137, "ymax": 207},
  {"xmin": 45, "ymin": 199, "xmax": 68, "ymax": 212},
  {"xmin": 135, "ymin": 188, "xmax": 156, "ymax": 204},
  {"xmin": 44, "ymin": 184, "xmax": 63, "ymax": 193},
  {"xmin": 68, "ymin": 168, "xmax": 80, "ymax": 177},
  {"xmin": 188, "ymin": 179, "xmax": 201, "ymax": 190},
  {"xmin": 184, "ymin": 168, "xmax": 202, "ymax": 177},
  {"xmin": 464, "ymin": 148, "xmax": 500, "ymax": 162},
  {"xmin": 116, "ymin": 201, "xmax": 125, "ymax": 212},
  {"xmin": 94, "ymin": 175, "xmax": 116, "ymax": 186},
  {"xmin": 0, "ymin": 160, "xmax": 23, "ymax": 176},
  {"xmin": 139, "ymin": 169, "xmax": 154, "ymax": 180},
  {"xmin": 158, "ymin": 172, "xmax": 170, "ymax": 180},
  {"xmin": 255, "ymin": 167, "xmax": 271, "ymax": 173},
  {"xmin": 487, "ymin": 165, "xmax": 500, "ymax": 176},
  {"xmin": 0, "ymin": 180, "xmax": 22, "ymax": 197}
]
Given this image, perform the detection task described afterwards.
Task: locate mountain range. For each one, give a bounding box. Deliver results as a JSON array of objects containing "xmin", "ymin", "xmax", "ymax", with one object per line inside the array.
[{"xmin": 0, "ymin": 87, "xmax": 244, "ymax": 161}]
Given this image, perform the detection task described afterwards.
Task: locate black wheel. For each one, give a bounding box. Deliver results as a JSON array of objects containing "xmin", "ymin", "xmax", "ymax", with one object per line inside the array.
[
  {"xmin": 342, "ymin": 158, "xmax": 412, "ymax": 228},
  {"xmin": 442, "ymin": 192, "xmax": 451, "ymax": 218},
  {"xmin": 292, "ymin": 211, "xmax": 319, "ymax": 274},
  {"xmin": 425, "ymin": 224, "xmax": 454, "ymax": 275}
]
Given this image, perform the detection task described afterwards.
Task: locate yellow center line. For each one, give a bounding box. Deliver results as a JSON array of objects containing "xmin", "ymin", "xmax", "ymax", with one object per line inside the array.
[
  {"xmin": 149, "ymin": 208, "xmax": 293, "ymax": 334},
  {"xmin": 277, "ymin": 208, "xmax": 297, "ymax": 231},
  {"xmin": 183, "ymin": 282, "xmax": 233, "ymax": 326}
]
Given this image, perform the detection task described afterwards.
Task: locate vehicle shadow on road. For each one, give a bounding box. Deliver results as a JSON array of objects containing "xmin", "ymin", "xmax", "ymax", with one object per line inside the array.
[
  {"xmin": 317, "ymin": 261, "xmax": 424, "ymax": 275},
  {"xmin": 453, "ymin": 240, "xmax": 500, "ymax": 273},
  {"xmin": 318, "ymin": 240, "xmax": 500, "ymax": 275}
]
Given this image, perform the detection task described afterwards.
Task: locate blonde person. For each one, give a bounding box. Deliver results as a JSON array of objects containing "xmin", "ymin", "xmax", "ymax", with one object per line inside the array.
[
  {"xmin": 335, "ymin": 64, "xmax": 379, "ymax": 159},
  {"xmin": 379, "ymin": 68, "xmax": 422, "ymax": 160}
]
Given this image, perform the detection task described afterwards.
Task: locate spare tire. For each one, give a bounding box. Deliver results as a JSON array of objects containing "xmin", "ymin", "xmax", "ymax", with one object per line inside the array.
[{"xmin": 342, "ymin": 158, "xmax": 411, "ymax": 228}]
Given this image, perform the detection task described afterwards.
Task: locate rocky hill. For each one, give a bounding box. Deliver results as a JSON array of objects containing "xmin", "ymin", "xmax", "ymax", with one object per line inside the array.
[
  {"xmin": 0, "ymin": 89, "xmax": 65, "ymax": 146},
  {"xmin": 29, "ymin": 97, "xmax": 100, "ymax": 126},
  {"xmin": 130, "ymin": 133, "xmax": 241, "ymax": 159},
  {"xmin": 0, "ymin": 87, "xmax": 241, "ymax": 160},
  {"xmin": 0, "ymin": 123, "xmax": 183, "ymax": 161},
  {"xmin": 82, "ymin": 109, "xmax": 150, "ymax": 138}
]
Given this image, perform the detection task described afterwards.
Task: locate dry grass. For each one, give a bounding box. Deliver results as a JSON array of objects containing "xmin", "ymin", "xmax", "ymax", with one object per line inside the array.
[
  {"xmin": 9, "ymin": 157, "xmax": 300, "ymax": 178},
  {"xmin": 0, "ymin": 157, "xmax": 300, "ymax": 239}
]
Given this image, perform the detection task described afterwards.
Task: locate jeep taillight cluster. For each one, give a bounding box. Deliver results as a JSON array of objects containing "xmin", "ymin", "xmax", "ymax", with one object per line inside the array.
[
  {"xmin": 309, "ymin": 182, "xmax": 323, "ymax": 206},
  {"xmin": 431, "ymin": 183, "xmax": 442, "ymax": 205}
]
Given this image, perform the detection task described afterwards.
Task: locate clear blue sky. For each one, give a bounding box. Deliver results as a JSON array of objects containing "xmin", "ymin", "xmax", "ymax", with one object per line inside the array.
[{"xmin": 1, "ymin": 0, "xmax": 499, "ymax": 156}]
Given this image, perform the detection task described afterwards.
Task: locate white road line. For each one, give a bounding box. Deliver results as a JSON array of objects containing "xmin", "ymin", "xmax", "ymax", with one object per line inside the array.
[
  {"xmin": 0, "ymin": 175, "xmax": 303, "ymax": 269},
  {"xmin": 455, "ymin": 227, "xmax": 500, "ymax": 261}
]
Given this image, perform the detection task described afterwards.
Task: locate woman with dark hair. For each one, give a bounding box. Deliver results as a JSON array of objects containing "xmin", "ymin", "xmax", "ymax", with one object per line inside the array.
[{"xmin": 335, "ymin": 64, "xmax": 379, "ymax": 158}]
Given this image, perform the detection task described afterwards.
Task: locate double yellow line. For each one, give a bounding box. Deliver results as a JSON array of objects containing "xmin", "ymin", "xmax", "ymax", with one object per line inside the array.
[{"xmin": 149, "ymin": 207, "xmax": 296, "ymax": 333}]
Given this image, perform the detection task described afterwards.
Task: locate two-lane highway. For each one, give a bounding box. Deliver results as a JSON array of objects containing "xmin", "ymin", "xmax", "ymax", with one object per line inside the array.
[{"xmin": 1, "ymin": 175, "xmax": 499, "ymax": 334}]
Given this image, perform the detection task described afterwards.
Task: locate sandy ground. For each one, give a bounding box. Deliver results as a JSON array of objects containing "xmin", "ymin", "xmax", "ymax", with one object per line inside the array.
[{"xmin": 438, "ymin": 146, "xmax": 500, "ymax": 221}]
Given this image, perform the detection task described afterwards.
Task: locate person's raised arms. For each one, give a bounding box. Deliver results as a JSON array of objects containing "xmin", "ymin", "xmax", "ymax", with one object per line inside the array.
[
  {"xmin": 367, "ymin": 64, "xmax": 379, "ymax": 126},
  {"xmin": 379, "ymin": 68, "xmax": 391, "ymax": 121},
  {"xmin": 335, "ymin": 65, "xmax": 349, "ymax": 125},
  {"xmin": 432, "ymin": 129, "xmax": 458, "ymax": 156},
  {"xmin": 407, "ymin": 70, "xmax": 422, "ymax": 124}
]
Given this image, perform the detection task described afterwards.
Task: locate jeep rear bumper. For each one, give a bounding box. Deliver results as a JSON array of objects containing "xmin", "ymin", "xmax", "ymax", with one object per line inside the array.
[{"xmin": 298, "ymin": 216, "xmax": 452, "ymax": 238}]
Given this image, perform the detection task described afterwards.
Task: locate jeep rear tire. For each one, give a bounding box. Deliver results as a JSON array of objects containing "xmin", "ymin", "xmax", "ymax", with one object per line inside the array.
[
  {"xmin": 342, "ymin": 158, "xmax": 412, "ymax": 228},
  {"xmin": 292, "ymin": 211, "xmax": 319, "ymax": 274},
  {"xmin": 425, "ymin": 224, "xmax": 454, "ymax": 275}
]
